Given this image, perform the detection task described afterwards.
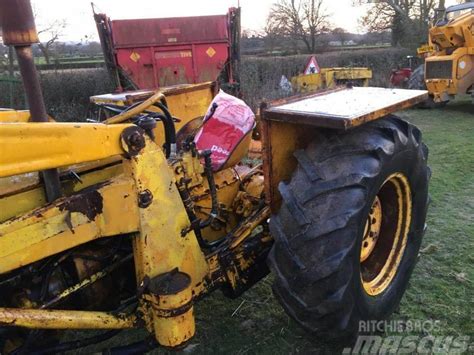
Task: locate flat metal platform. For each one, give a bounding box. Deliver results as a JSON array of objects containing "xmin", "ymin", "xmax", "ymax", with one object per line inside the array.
[
  {"xmin": 263, "ymin": 87, "xmax": 428, "ymax": 129},
  {"xmin": 90, "ymin": 82, "xmax": 215, "ymax": 105}
]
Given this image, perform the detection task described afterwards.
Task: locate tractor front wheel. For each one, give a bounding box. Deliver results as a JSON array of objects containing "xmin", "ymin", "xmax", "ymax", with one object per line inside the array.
[{"xmin": 268, "ymin": 115, "xmax": 430, "ymax": 339}]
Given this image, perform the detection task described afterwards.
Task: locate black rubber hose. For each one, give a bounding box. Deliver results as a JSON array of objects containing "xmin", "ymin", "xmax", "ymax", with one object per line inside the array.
[
  {"xmin": 111, "ymin": 100, "xmax": 176, "ymax": 158},
  {"xmin": 153, "ymin": 102, "xmax": 177, "ymax": 158},
  {"xmin": 159, "ymin": 96, "xmax": 168, "ymax": 109},
  {"xmin": 199, "ymin": 150, "xmax": 219, "ymax": 230},
  {"xmin": 178, "ymin": 178, "xmax": 221, "ymax": 249},
  {"xmin": 204, "ymin": 102, "xmax": 218, "ymax": 123},
  {"xmin": 177, "ymin": 180, "xmax": 202, "ymax": 238}
]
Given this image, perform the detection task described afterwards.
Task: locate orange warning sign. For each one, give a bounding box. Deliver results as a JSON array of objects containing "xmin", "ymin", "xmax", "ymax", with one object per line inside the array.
[
  {"xmin": 130, "ymin": 51, "xmax": 141, "ymax": 63},
  {"xmin": 206, "ymin": 47, "xmax": 217, "ymax": 58}
]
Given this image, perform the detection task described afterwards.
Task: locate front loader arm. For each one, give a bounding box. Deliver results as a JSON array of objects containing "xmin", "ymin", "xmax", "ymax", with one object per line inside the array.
[
  {"xmin": 0, "ymin": 176, "xmax": 139, "ymax": 274},
  {"xmin": 0, "ymin": 122, "xmax": 132, "ymax": 178},
  {"xmin": 0, "ymin": 121, "xmax": 209, "ymax": 347}
]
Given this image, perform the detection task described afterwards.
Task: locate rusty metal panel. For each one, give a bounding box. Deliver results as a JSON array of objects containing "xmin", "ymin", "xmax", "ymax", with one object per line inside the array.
[
  {"xmin": 261, "ymin": 118, "xmax": 318, "ymax": 213},
  {"xmin": 110, "ymin": 14, "xmax": 231, "ymax": 88},
  {"xmin": 111, "ymin": 15, "xmax": 229, "ymax": 48},
  {"xmin": 115, "ymin": 44, "xmax": 229, "ymax": 88},
  {"xmin": 263, "ymin": 87, "xmax": 429, "ymax": 130}
]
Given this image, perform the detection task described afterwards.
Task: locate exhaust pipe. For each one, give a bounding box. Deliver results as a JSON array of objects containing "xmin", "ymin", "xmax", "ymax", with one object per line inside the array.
[{"xmin": 0, "ymin": 0, "xmax": 62, "ymax": 202}]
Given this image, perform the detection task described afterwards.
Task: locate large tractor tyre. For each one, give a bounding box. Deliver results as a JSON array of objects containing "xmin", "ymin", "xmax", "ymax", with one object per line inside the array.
[
  {"xmin": 408, "ymin": 65, "xmax": 448, "ymax": 109},
  {"xmin": 267, "ymin": 115, "xmax": 430, "ymax": 340}
]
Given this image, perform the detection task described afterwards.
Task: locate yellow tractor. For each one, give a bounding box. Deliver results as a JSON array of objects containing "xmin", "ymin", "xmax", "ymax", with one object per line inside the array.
[
  {"xmin": 0, "ymin": 1, "xmax": 431, "ymax": 353},
  {"xmin": 291, "ymin": 67, "xmax": 372, "ymax": 93},
  {"xmin": 410, "ymin": 2, "xmax": 474, "ymax": 105}
]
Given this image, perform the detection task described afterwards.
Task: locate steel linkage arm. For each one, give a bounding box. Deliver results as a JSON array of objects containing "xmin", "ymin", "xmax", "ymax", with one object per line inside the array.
[{"xmin": 0, "ymin": 308, "xmax": 137, "ymax": 330}]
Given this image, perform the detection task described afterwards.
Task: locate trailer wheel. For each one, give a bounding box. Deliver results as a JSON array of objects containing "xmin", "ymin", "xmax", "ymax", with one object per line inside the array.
[{"xmin": 268, "ymin": 115, "xmax": 429, "ymax": 339}]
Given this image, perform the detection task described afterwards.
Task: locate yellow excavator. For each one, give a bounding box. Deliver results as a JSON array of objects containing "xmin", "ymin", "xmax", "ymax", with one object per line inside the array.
[{"xmin": 409, "ymin": 2, "xmax": 474, "ymax": 106}]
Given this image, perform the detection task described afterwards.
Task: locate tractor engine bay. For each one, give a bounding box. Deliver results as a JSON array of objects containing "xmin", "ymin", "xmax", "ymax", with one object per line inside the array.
[{"xmin": 172, "ymin": 148, "xmax": 264, "ymax": 246}]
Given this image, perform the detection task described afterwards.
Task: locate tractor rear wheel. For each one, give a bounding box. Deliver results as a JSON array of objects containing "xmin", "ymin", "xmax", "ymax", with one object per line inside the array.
[{"xmin": 268, "ymin": 115, "xmax": 429, "ymax": 339}]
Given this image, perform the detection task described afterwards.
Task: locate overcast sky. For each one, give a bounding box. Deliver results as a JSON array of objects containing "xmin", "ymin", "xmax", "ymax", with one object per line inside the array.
[{"xmin": 31, "ymin": 0, "xmax": 459, "ymax": 42}]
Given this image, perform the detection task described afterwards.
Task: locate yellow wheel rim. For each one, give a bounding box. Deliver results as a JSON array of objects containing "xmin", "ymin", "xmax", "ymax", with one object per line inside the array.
[
  {"xmin": 360, "ymin": 173, "xmax": 412, "ymax": 296},
  {"xmin": 360, "ymin": 196, "xmax": 382, "ymax": 262}
]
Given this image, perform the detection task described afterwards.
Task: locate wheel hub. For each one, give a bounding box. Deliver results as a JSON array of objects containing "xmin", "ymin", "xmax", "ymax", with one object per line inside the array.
[
  {"xmin": 360, "ymin": 173, "xmax": 412, "ymax": 296},
  {"xmin": 360, "ymin": 196, "xmax": 382, "ymax": 262}
]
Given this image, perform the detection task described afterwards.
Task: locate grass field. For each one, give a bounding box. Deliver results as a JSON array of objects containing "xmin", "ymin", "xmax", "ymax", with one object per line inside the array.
[
  {"xmin": 396, "ymin": 97, "xmax": 473, "ymax": 336},
  {"xmin": 72, "ymin": 96, "xmax": 473, "ymax": 354}
]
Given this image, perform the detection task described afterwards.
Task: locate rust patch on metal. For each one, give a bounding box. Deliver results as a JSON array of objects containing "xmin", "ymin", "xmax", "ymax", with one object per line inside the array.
[
  {"xmin": 58, "ymin": 186, "xmax": 104, "ymax": 221},
  {"xmin": 153, "ymin": 302, "xmax": 193, "ymax": 318}
]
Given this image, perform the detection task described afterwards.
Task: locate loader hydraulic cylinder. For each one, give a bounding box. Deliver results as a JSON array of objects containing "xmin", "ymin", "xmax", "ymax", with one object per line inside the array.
[{"xmin": 0, "ymin": 0, "xmax": 62, "ymax": 202}]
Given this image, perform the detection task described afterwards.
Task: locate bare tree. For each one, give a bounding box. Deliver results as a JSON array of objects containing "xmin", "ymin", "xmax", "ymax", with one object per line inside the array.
[
  {"xmin": 36, "ymin": 18, "xmax": 67, "ymax": 64},
  {"xmin": 32, "ymin": 5, "xmax": 67, "ymax": 64},
  {"xmin": 266, "ymin": 0, "xmax": 331, "ymax": 53},
  {"xmin": 264, "ymin": 21, "xmax": 283, "ymax": 53},
  {"xmin": 355, "ymin": 0, "xmax": 443, "ymax": 47}
]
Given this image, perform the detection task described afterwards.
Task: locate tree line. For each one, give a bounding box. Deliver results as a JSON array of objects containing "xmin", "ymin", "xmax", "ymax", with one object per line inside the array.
[
  {"xmin": 1, "ymin": 0, "xmax": 464, "ymax": 66},
  {"xmin": 263, "ymin": 0, "xmax": 457, "ymax": 53}
]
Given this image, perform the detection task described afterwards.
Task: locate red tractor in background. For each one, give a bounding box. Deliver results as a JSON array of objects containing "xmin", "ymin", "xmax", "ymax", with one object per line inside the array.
[{"xmin": 390, "ymin": 55, "xmax": 419, "ymax": 88}]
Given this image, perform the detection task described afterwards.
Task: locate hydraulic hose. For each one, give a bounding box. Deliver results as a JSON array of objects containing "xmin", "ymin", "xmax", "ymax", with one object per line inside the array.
[
  {"xmin": 152, "ymin": 102, "xmax": 177, "ymax": 158},
  {"xmin": 103, "ymin": 92, "xmax": 176, "ymax": 158},
  {"xmin": 105, "ymin": 91, "xmax": 165, "ymax": 124},
  {"xmin": 199, "ymin": 150, "xmax": 219, "ymax": 229}
]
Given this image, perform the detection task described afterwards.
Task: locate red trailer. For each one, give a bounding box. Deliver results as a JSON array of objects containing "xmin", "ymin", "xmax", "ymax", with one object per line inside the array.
[{"xmin": 94, "ymin": 7, "xmax": 241, "ymax": 92}]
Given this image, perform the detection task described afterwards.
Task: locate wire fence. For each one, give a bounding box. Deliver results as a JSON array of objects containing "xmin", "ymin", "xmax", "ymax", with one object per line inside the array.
[{"xmin": 0, "ymin": 76, "xmax": 25, "ymax": 109}]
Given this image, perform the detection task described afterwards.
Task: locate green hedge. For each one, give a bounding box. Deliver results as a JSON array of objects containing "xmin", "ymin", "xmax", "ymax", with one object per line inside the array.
[
  {"xmin": 39, "ymin": 69, "xmax": 114, "ymax": 122},
  {"xmin": 240, "ymin": 47, "xmax": 412, "ymax": 109},
  {"xmin": 0, "ymin": 47, "xmax": 412, "ymax": 121}
]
